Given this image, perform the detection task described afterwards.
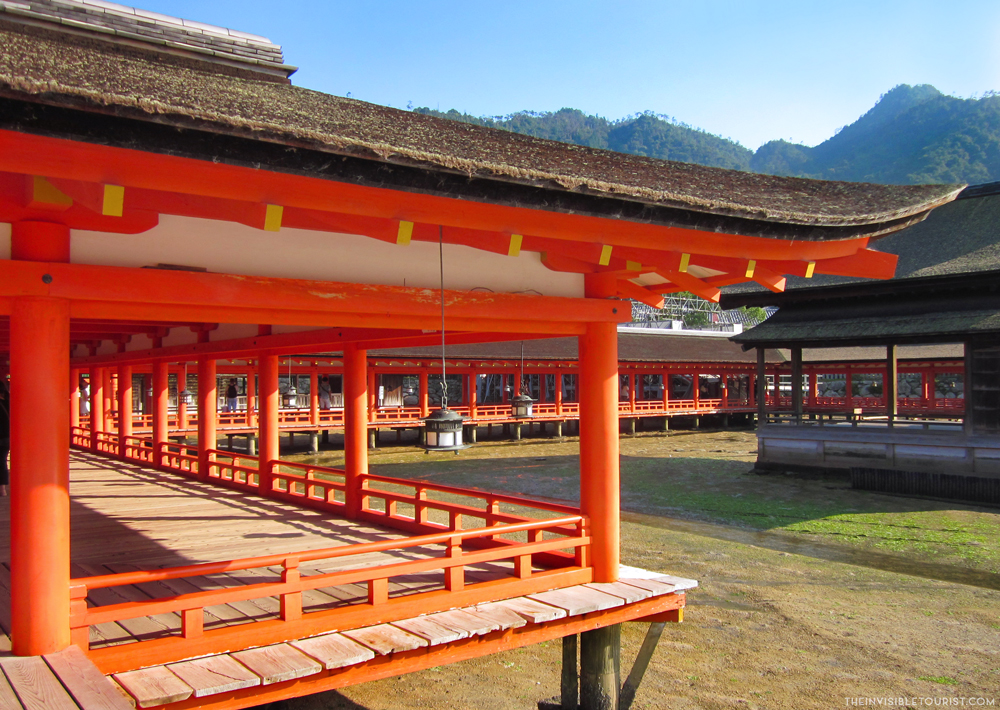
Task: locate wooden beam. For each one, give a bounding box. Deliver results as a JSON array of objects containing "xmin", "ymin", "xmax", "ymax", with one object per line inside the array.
[{"xmin": 0, "ymin": 130, "xmax": 882, "ymax": 261}]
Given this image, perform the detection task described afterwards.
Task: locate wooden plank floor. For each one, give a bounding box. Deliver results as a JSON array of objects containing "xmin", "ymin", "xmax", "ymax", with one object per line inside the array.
[
  {"xmin": 0, "ymin": 452, "xmax": 519, "ymax": 651},
  {"xmin": 110, "ymin": 567, "xmax": 696, "ymax": 708}
]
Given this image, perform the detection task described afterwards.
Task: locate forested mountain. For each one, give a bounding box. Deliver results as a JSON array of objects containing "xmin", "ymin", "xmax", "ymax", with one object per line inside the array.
[{"xmin": 414, "ymin": 84, "xmax": 1000, "ymax": 185}]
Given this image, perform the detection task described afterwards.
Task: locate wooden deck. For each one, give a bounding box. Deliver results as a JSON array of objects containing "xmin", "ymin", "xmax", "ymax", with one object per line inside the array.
[
  {"xmin": 0, "ymin": 452, "xmax": 519, "ymax": 653},
  {"xmin": 0, "ymin": 453, "xmax": 695, "ymax": 709}
]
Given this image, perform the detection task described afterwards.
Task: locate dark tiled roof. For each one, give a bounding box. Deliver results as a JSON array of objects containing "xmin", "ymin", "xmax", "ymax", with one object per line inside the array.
[
  {"xmin": 0, "ymin": 19, "xmax": 962, "ymax": 238},
  {"xmin": 731, "ymin": 286, "xmax": 1000, "ymax": 346},
  {"xmin": 370, "ymin": 332, "xmax": 784, "ymax": 365},
  {"xmin": 0, "ymin": 0, "xmax": 294, "ymax": 79}
]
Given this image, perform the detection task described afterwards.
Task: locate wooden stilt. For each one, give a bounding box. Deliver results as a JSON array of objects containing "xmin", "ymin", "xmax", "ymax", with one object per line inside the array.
[
  {"xmin": 310, "ymin": 431, "xmax": 319, "ymax": 453},
  {"xmin": 562, "ymin": 634, "xmax": 578, "ymax": 710},
  {"xmin": 619, "ymin": 623, "xmax": 666, "ymax": 710},
  {"xmin": 580, "ymin": 624, "xmax": 620, "ymax": 710}
]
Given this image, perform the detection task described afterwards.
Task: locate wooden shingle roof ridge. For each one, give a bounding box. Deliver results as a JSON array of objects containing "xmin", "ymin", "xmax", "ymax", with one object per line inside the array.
[
  {"xmin": 0, "ymin": 19, "xmax": 962, "ymax": 238},
  {"xmin": 0, "ymin": 0, "xmax": 295, "ymax": 79}
]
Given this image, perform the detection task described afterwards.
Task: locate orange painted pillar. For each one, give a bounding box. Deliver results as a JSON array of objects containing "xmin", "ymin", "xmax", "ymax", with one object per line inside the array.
[
  {"xmin": 367, "ymin": 367, "xmax": 377, "ymax": 423},
  {"xmin": 70, "ymin": 368, "xmax": 80, "ymax": 431},
  {"xmin": 579, "ymin": 273, "xmax": 620, "ymax": 583},
  {"xmin": 418, "ymin": 369, "xmax": 429, "ymax": 418},
  {"xmin": 10, "ymin": 296, "xmax": 71, "ymax": 655},
  {"xmin": 628, "ymin": 371, "xmax": 636, "ymax": 413},
  {"xmin": 103, "ymin": 368, "xmax": 113, "ymax": 431},
  {"xmin": 344, "ymin": 345, "xmax": 368, "ymax": 518},
  {"xmin": 469, "ymin": 370, "xmax": 478, "ymax": 419},
  {"xmin": 90, "ymin": 367, "xmax": 104, "ymax": 450},
  {"xmin": 117, "ymin": 364, "xmax": 133, "ymax": 459},
  {"xmin": 555, "ymin": 369, "xmax": 564, "ymax": 416},
  {"xmin": 198, "ymin": 358, "xmax": 217, "ymax": 481},
  {"xmin": 309, "ymin": 365, "xmax": 319, "ymax": 426},
  {"xmin": 246, "ymin": 365, "xmax": 257, "ymax": 428},
  {"xmin": 258, "ymin": 353, "xmax": 279, "ymax": 494},
  {"xmin": 152, "ymin": 361, "xmax": 169, "ymax": 467}
]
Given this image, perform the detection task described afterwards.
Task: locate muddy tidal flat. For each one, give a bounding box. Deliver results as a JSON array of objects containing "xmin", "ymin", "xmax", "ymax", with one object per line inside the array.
[{"xmin": 264, "ymin": 428, "xmax": 1000, "ymax": 710}]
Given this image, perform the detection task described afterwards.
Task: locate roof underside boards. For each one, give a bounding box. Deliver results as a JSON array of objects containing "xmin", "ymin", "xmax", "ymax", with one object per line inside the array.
[
  {"xmin": 798, "ymin": 343, "xmax": 964, "ymax": 363},
  {"xmin": 0, "ymin": 21, "xmax": 962, "ymax": 243},
  {"xmin": 369, "ymin": 333, "xmax": 785, "ymax": 365}
]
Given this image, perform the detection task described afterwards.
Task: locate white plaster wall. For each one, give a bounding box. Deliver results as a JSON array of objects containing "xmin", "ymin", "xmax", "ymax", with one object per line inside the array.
[{"xmin": 70, "ymin": 215, "xmax": 584, "ymax": 297}]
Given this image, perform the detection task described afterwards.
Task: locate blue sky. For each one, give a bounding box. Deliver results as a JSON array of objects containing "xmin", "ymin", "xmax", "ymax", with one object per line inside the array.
[{"xmin": 139, "ymin": 1, "xmax": 999, "ymax": 150}]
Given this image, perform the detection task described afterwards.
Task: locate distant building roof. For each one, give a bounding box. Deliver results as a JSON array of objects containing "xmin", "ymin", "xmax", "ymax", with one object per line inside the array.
[
  {"xmin": 370, "ymin": 331, "xmax": 785, "ymax": 365},
  {"xmin": 0, "ymin": 15, "xmax": 961, "ymax": 242},
  {"xmin": 725, "ymin": 183, "xmax": 1000, "ymax": 299},
  {"xmin": 0, "ymin": 0, "xmax": 295, "ymax": 79}
]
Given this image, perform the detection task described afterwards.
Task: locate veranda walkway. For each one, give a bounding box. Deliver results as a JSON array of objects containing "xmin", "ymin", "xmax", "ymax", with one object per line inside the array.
[{"xmin": 0, "ymin": 453, "xmax": 692, "ymax": 709}]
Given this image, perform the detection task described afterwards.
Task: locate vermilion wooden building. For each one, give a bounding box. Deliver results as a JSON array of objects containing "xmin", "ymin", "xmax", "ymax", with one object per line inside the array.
[{"xmin": 0, "ymin": 2, "xmax": 960, "ymax": 708}]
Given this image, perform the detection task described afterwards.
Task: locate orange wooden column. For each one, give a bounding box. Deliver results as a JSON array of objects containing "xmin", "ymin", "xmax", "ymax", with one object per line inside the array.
[
  {"xmin": 70, "ymin": 368, "xmax": 80, "ymax": 431},
  {"xmin": 176, "ymin": 366, "xmax": 189, "ymax": 431},
  {"xmin": 246, "ymin": 365, "xmax": 257, "ymax": 428},
  {"xmin": 367, "ymin": 367, "xmax": 377, "ymax": 423},
  {"xmin": 198, "ymin": 358, "xmax": 217, "ymax": 481},
  {"xmin": 152, "ymin": 361, "xmax": 169, "ymax": 467},
  {"xmin": 344, "ymin": 345, "xmax": 368, "ymax": 518},
  {"xmin": 309, "ymin": 364, "xmax": 319, "ymax": 426},
  {"xmin": 90, "ymin": 367, "xmax": 104, "ymax": 449},
  {"xmin": 418, "ymin": 369, "xmax": 429, "ymax": 418},
  {"xmin": 258, "ymin": 353, "xmax": 279, "ymax": 494},
  {"xmin": 117, "ymin": 364, "xmax": 133, "ymax": 458},
  {"xmin": 103, "ymin": 368, "xmax": 114, "ymax": 431},
  {"xmin": 578, "ymin": 274, "xmax": 620, "ymax": 583},
  {"xmin": 10, "ymin": 296, "xmax": 72, "ymax": 655},
  {"xmin": 469, "ymin": 370, "xmax": 478, "ymax": 419}
]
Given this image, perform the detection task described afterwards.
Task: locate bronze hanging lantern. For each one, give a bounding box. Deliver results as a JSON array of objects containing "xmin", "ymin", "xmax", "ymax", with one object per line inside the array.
[{"xmin": 421, "ymin": 226, "xmax": 470, "ymax": 453}]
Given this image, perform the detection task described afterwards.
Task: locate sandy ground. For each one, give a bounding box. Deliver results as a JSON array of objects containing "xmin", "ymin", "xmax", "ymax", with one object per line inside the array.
[{"xmin": 258, "ymin": 428, "xmax": 1000, "ymax": 710}]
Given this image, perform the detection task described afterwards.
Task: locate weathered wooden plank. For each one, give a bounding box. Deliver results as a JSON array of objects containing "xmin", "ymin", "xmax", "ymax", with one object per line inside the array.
[
  {"xmin": 463, "ymin": 602, "xmax": 529, "ymax": 630},
  {"xmin": 113, "ymin": 665, "xmax": 194, "ymax": 709},
  {"xmin": 43, "ymin": 645, "xmax": 135, "ymax": 710},
  {"xmin": 230, "ymin": 644, "xmax": 322, "ymax": 685},
  {"xmin": 495, "ymin": 597, "xmax": 567, "ymax": 624},
  {"xmin": 167, "ymin": 655, "xmax": 260, "ymax": 697},
  {"xmin": 528, "ymin": 586, "xmax": 624, "ymax": 616},
  {"xmin": 426, "ymin": 609, "xmax": 501, "ymax": 637},
  {"xmin": 585, "ymin": 581, "xmax": 653, "ymax": 604},
  {"xmin": 619, "ymin": 578, "xmax": 677, "ymax": 596},
  {"xmin": 107, "ymin": 679, "xmax": 136, "ymax": 709},
  {"xmin": 0, "ymin": 656, "xmax": 79, "ymax": 710},
  {"xmin": 0, "ymin": 667, "xmax": 23, "ymax": 710},
  {"xmin": 0, "ymin": 631, "xmax": 11, "ymax": 655},
  {"xmin": 391, "ymin": 616, "xmax": 467, "ymax": 646},
  {"xmin": 342, "ymin": 623, "xmax": 428, "ymax": 655},
  {"xmin": 291, "ymin": 633, "xmax": 375, "ymax": 670},
  {"xmin": 647, "ymin": 574, "xmax": 698, "ymax": 591}
]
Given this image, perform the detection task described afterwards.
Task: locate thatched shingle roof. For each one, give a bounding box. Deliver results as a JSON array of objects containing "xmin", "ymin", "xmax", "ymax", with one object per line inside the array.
[{"xmin": 0, "ymin": 18, "xmax": 963, "ymax": 241}]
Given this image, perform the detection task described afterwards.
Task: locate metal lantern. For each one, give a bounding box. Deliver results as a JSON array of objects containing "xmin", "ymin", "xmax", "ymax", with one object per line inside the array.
[
  {"xmin": 178, "ymin": 389, "xmax": 192, "ymax": 406},
  {"xmin": 421, "ymin": 226, "xmax": 472, "ymax": 453},
  {"xmin": 422, "ymin": 406, "xmax": 469, "ymax": 452},
  {"xmin": 511, "ymin": 391, "xmax": 535, "ymax": 419},
  {"xmin": 282, "ymin": 385, "xmax": 298, "ymax": 408}
]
